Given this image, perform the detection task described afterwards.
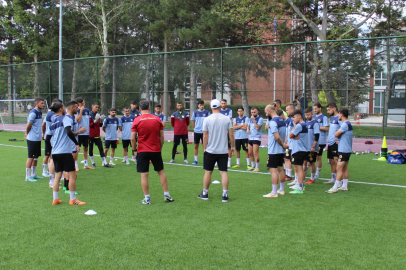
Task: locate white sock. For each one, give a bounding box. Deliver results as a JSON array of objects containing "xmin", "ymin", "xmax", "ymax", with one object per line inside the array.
[
  {"xmin": 43, "ymin": 164, "xmax": 47, "ymax": 173},
  {"xmin": 272, "ymin": 184, "xmax": 278, "ymax": 194},
  {"xmin": 194, "ymin": 155, "xmax": 198, "ymax": 162},
  {"xmin": 132, "ymin": 155, "xmax": 136, "ymax": 159},
  {"xmin": 90, "ymin": 156, "xmax": 95, "ymax": 163},
  {"xmin": 31, "ymin": 166, "xmax": 36, "ymax": 177},
  {"xmin": 228, "ymin": 158, "xmax": 231, "ymax": 163},
  {"xmin": 333, "ymin": 180, "xmax": 341, "ymax": 189},
  {"xmin": 102, "ymin": 157, "xmax": 107, "ymax": 165},
  {"xmin": 251, "ymin": 161, "xmax": 255, "ymax": 167},
  {"xmin": 246, "ymin": 158, "xmax": 250, "ymax": 165},
  {"xmin": 75, "ymin": 161, "xmax": 78, "ymax": 168},
  {"xmin": 316, "ymin": 168, "xmax": 321, "ymax": 175},
  {"xmin": 311, "ymin": 173, "xmax": 315, "ymax": 180},
  {"xmin": 256, "ymin": 162, "xmax": 259, "ymax": 168},
  {"xmin": 26, "ymin": 168, "xmax": 31, "ymax": 179},
  {"xmin": 145, "ymin": 194, "xmax": 150, "ymax": 201},
  {"xmin": 110, "ymin": 157, "xmax": 114, "ymax": 163},
  {"xmin": 84, "ymin": 160, "xmax": 89, "ymax": 167},
  {"xmin": 203, "ymin": 189, "xmax": 208, "ymax": 195},
  {"xmin": 295, "ymin": 174, "xmax": 298, "ymax": 182},
  {"xmin": 69, "ymin": 191, "xmax": 76, "ymax": 200},
  {"xmin": 164, "ymin": 191, "xmax": 170, "ymax": 197},
  {"xmin": 280, "ymin": 182, "xmax": 285, "ymax": 191},
  {"xmin": 332, "ymin": 173, "xmax": 336, "ymax": 180},
  {"xmin": 236, "ymin": 158, "xmax": 240, "ymax": 165},
  {"xmin": 125, "ymin": 156, "xmax": 128, "ymax": 161},
  {"xmin": 53, "ymin": 191, "xmax": 58, "ymax": 200},
  {"xmin": 222, "ymin": 189, "xmax": 228, "ymax": 196},
  {"xmin": 49, "ymin": 174, "xmax": 54, "ymax": 185},
  {"xmin": 343, "ymin": 179, "xmax": 348, "ymax": 189},
  {"xmin": 286, "ymin": 169, "xmax": 292, "ymax": 177}
]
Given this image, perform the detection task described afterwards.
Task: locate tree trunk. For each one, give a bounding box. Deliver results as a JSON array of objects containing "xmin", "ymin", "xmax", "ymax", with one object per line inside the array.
[
  {"xmin": 145, "ymin": 32, "xmax": 151, "ymax": 103},
  {"xmin": 240, "ymin": 68, "xmax": 249, "ymax": 117},
  {"xmin": 8, "ymin": 54, "xmax": 13, "ymax": 115},
  {"xmin": 112, "ymin": 56, "xmax": 116, "ymax": 108},
  {"xmin": 189, "ymin": 53, "xmax": 197, "ymax": 114},
  {"xmin": 100, "ymin": 57, "xmax": 110, "ymax": 115},
  {"xmin": 163, "ymin": 40, "xmax": 169, "ymax": 117},
  {"xmin": 321, "ymin": 45, "xmax": 334, "ymax": 104},
  {"xmin": 383, "ymin": 39, "xmax": 392, "ymax": 128},
  {"xmin": 33, "ymin": 53, "xmax": 39, "ymax": 98},
  {"xmin": 310, "ymin": 44, "xmax": 319, "ymax": 104},
  {"xmin": 71, "ymin": 51, "xmax": 77, "ymax": 100}
]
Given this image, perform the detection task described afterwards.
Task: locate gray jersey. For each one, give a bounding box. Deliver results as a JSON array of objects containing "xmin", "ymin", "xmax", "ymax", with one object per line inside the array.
[{"xmin": 202, "ymin": 113, "xmax": 232, "ymax": 154}]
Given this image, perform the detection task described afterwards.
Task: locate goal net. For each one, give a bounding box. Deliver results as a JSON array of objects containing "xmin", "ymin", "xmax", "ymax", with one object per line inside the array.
[{"xmin": 0, "ymin": 99, "xmax": 49, "ymax": 132}]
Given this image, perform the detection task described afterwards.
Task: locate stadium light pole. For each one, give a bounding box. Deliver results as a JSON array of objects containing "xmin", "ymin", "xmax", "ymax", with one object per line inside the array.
[{"xmin": 58, "ymin": 0, "xmax": 63, "ymax": 101}]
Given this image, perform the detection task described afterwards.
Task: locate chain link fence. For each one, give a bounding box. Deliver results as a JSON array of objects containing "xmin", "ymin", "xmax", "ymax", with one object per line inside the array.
[{"xmin": 0, "ymin": 37, "xmax": 405, "ymax": 138}]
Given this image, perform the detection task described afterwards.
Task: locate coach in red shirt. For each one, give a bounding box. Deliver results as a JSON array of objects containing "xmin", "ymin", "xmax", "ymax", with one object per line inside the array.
[
  {"xmin": 131, "ymin": 100, "xmax": 174, "ymax": 205},
  {"xmin": 170, "ymin": 101, "xmax": 190, "ymax": 163}
]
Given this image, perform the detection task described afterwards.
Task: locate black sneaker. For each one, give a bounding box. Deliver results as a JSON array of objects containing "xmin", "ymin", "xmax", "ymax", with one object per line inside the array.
[
  {"xmin": 92, "ymin": 163, "xmax": 96, "ymax": 168},
  {"xmin": 140, "ymin": 198, "xmax": 151, "ymax": 205},
  {"xmin": 164, "ymin": 196, "xmax": 174, "ymax": 202},
  {"xmin": 197, "ymin": 193, "xmax": 209, "ymax": 200},
  {"xmin": 222, "ymin": 195, "xmax": 229, "ymax": 202},
  {"xmin": 103, "ymin": 164, "xmax": 113, "ymax": 168}
]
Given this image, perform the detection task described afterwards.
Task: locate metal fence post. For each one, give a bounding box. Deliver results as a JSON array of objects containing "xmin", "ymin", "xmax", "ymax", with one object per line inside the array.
[
  {"xmin": 382, "ymin": 89, "xmax": 385, "ymax": 138},
  {"xmin": 95, "ymin": 58, "xmax": 98, "ymax": 102},
  {"xmin": 48, "ymin": 62, "xmax": 51, "ymax": 104},
  {"xmin": 303, "ymin": 42, "xmax": 307, "ymax": 114},
  {"xmin": 221, "ymin": 48, "xmax": 223, "ymax": 100},
  {"xmin": 151, "ymin": 54, "xmax": 154, "ymax": 112}
]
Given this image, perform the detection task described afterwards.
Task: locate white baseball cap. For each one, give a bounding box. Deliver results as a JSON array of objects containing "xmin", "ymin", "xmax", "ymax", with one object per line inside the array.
[{"xmin": 210, "ymin": 99, "xmax": 220, "ymax": 109}]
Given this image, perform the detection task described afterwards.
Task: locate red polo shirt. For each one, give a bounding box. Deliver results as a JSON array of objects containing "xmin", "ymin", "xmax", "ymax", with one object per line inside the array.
[{"xmin": 131, "ymin": 114, "xmax": 163, "ymax": 153}]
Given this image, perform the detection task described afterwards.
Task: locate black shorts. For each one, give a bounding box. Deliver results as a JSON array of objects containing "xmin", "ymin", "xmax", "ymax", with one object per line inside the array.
[
  {"xmin": 78, "ymin": 135, "xmax": 89, "ymax": 148},
  {"xmin": 284, "ymin": 149, "xmax": 292, "ymax": 160},
  {"xmin": 306, "ymin": 152, "xmax": 317, "ymax": 163},
  {"xmin": 267, "ymin": 154, "xmax": 285, "ymax": 168},
  {"xmin": 248, "ymin": 140, "xmax": 261, "ymax": 146},
  {"xmin": 27, "ymin": 140, "xmax": 41, "ymax": 158},
  {"xmin": 122, "ymin": 139, "xmax": 131, "ymax": 149},
  {"xmin": 194, "ymin": 133, "xmax": 203, "ymax": 144},
  {"xmin": 203, "ymin": 152, "xmax": 228, "ymax": 172},
  {"xmin": 317, "ymin": 145, "xmax": 326, "ymax": 156},
  {"xmin": 137, "ymin": 152, "xmax": 164, "ymax": 173},
  {"xmin": 105, "ymin": 140, "xmax": 117, "ymax": 149},
  {"xmin": 45, "ymin": 139, "xmax": 52, "ymax": 156},
  {"xmin": 174, "ymin": 134, "xmax": 188, "ymax": 144},
  {"xmin": 235, "ymin": 139, "xmax": 248, "ymax": 152},
  {"xmin": 292, "ymin": 151, "xmax": 307, "ymax": 166},
  {"xmin": 327, "ymin": 143, "xmax": 339, "ymax": 159},
  {"xmin": 52, "ymin": 153, "xmax": 75, "ymax": 173},
  {"xmin": 338, "ymin": 152, "xmax": 351, "ymax": 162}
]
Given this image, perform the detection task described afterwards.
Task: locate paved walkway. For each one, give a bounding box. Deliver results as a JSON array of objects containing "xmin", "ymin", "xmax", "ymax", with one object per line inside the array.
[{"xmin": 349, "ymin": 115, "xmax": 405, "ymax": 127}]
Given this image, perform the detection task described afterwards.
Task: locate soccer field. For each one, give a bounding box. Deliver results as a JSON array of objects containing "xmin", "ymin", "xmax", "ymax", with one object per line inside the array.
[{"xmin": 1, "ymin": 131, "xmax": 406, "ymax": 269}]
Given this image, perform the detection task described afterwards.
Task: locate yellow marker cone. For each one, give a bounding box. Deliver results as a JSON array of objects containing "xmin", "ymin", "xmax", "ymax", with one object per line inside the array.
[
  {"xmin": 381, "ymin": 136, "xmax": 388, "ymax": 158},
  {"xmin": 382, "ymin": 136, "xmax": 387, "ymax": 148},
  {"xmin": 378, "ymin": 157, "xmax": 387, "ymax": 162}
]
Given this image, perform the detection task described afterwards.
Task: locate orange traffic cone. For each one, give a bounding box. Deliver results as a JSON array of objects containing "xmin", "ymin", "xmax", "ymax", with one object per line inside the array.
[{"xmin": 356, "ymin": 113, "xmax": 360, "ymax": 125}]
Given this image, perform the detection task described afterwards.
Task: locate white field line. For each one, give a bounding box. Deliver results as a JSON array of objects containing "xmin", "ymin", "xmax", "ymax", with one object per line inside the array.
[{"xmin": 1, "ymin": 143, "xmax": 405, "ymax": 189}]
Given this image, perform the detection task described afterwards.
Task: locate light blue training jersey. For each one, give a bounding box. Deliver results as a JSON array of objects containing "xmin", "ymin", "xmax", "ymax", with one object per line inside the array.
[
  {"xmin": 327, "ymin": 115, "xmax": 341, "ymax": 146},
  {"xmin": 191, "ymin": 109, "xmax": 210, "ymax": 134},
  {"xmin": 290, "ymin": 122, "xmax": 309, "ymax": 154},
  {"xmin": 268, "ymin": 116, "xmax": 286, "ymax": 155},
  {"xmin": 45, "ymin": 110, "xmax": 56, "ymax": 136},
  {"xmin": 338, "ymin": 121, "xmax": 353, "ymax": 153},
  {"xmin": 220, "ymin": 108, "xmax": 232, "ymax": 118},
  {"xmin": 77, "ymin": 108, "xmax": 91, "ymax": 136},
  {"xmin": 314, "ymin": 113, "xmax": 328, "ymax": 145},
  {"xmin": 153, "ymin": 113, "xmax": 166, "ymax": 123},
  {"xmin": 120, "ymin": 115, "xmax": 136, "ymax": 140},
  {"xmin": 285, "ymin": 117, "xmax": 294, "ymax": 150},
  {"xmin": 50, "ymin": 115, "xmax": 76, "ymax": 155},
  {"xmin": 27, "ymin": 108, "xmax": 43, "ymax": 141},
  {"xmin": 233, "ymin": 116, "xmax": 249, "ymax": 140},
  {"xmin": 248, "ymin": 116, "xmax": 263, "ymax": 141},
  {"xmin": 103, "ymin": 117, "xmax": 119, "ymax": 141},
  {"xmin": 306, "ymin": 119, "xmax": 320, "ymax": 152}
]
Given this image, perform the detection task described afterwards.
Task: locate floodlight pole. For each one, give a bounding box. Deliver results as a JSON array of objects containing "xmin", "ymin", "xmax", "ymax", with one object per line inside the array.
[{"xmin": 58, "ymin": 0, "xmax": 63, "ymax": 101}]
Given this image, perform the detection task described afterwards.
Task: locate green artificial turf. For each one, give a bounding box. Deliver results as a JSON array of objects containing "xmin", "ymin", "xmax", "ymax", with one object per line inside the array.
[{"xmin": 1, "ymin": 131, "xmax": 406, "ymax": 269}]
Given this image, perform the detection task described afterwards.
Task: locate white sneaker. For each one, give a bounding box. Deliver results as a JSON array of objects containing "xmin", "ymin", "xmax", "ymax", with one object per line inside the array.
[
  {"xmin": 184, "ymin": 159, "xmax": 189, "ymax": 164},
  {"xmin": 169, "ymin": 159, "xmax": 175, "ymax": 163},
  {"xmin": 289, "ymin": 184, "xmax": 299, "ymax": 189},
  {"xmin": 130, "ymin": 158, "xmax": 136, "ymax": 162},
  {"xmin": 49, "ymin": 183, "xmax": 53, "ymax": 188},
  {"xmin": 80, "ymin": 160, "xmax": 85, "ymax": 163},
  {"xmin": 324, "ymin": 180, "xmax": 335, "ymax": 184},
  {"xmin": 42, "ymin": 172, "xmax": 50, "ymax": 177},
  {"xmin": 287, "ymin": 181, "xmax": 297, "ymax": 186},
  {"xmin": 326, "ymin": 187, "xmax": 338, "ymax": 193}
]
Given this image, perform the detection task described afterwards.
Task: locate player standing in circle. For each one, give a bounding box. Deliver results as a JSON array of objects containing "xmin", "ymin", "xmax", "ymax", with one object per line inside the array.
[
  {"xmin": 131, "ymin": 100, "xmax": 174, "ymax": 205},
  {"xmin": 284, "ymin": 104, "xmax": 295, "ymax": 183},
  {"xmin": 304, "ymin": 107, "xmax": 320, "ymax": 184},
  {"xmin": 170, "ymin": 102, "xmax": 190, "ymax": 163},
  {"xmin": 326, "ymin": 108, "xmax": 353, "ymax": 193},
  {"xmin": 75, "ymin": 97, "xmax": 92, "ymax": 170},
  {"xmin": 25, "ymin": 97, "xmax": 45, "ymax": 182},
  {"xmin": 325, "ymin": 103, "xmax": 341, "ymax": 185},
  {"xmin": 263, "ymin": 105, "xmax": 287, "ymax": 198},
  {"xmin": 153, "ymin": 104, "xmax": 166, "ymax": 125},
  {"xmin": 191, "ymin": 100, "xmax": 210, "ymax": 165},
  {"xmin": 129, "ymin": 100, "xmax": 142, "ymax": 161},
  {"xmin": 247, "ymin": 107, "xmax": 263, "ymax": 172},
  {"xmin": 273, "ymin": 99, "xmax": 288, "ymax": 117},
  {"xmin": 288, "ymin": 110, "xmax": 309, "ymax": 194},
  {"xmin": 313, "ymin": 103, "xmax": 329, "ymax": 179},
  {"xmin": 102, "ymin": 108, "xmax": 119, "ymax": 166},
  {"xmin": 47, "ymin": 101, "xmax": 87, "ymax": 205},
  {"xmin": 219, "ymin": 99, "xmax": 233, "ymax": 167},
  {"xmin": 197, "ymin": 99, "xmax": 235, "ymax": 202},
  {"xmin": 119, "ymin": 107, "xmax": 136, "ymax": 165},
  {"xmin": 88, "ymin": 102, "xmax": 111, "ymax": 168},
  {"xmin": 232, "ymin": 107, "xmax": 250, "ymax": 168}
]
